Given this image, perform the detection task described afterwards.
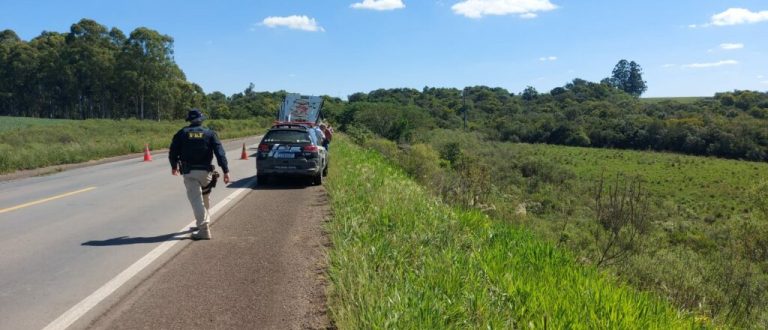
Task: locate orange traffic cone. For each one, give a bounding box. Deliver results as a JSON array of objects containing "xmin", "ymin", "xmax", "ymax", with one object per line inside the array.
[
  {"xmin": 240, "ymin": 143, "xmax": 249, "ymax": 160},
  {"xmin": 143, "ymin": 143, "xmax": 152, "ymax": 162}
]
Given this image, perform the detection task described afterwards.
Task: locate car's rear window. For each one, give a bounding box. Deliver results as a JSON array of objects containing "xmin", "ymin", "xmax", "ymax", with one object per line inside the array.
[{"xmin": 263, "ymin": 130, "xmax": 311, "ymax": 143}]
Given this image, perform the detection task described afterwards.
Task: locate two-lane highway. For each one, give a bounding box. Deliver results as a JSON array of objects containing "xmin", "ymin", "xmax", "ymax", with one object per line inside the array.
[{"xmin": 0, "ymin": 139, "xmax": 260, "ymax": 330}]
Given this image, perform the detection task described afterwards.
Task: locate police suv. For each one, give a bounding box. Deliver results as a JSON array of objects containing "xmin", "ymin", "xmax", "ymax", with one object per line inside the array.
[{"xmin": 255, "ymin": 122, "xmax": 328, "ymax": 186}]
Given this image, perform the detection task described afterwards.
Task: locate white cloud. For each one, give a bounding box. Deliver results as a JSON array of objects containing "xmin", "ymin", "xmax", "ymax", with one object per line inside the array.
[
  {"xmin": 761, "ymin": 80, "xmax": 768, "ymax": 85},
  {"xmin": 758, "ymin": 75, "xmax": 765, "ymax": 79},
  {"xmin": 719, "ymin": 43, "xmax": 744, "ymax": 50},
  {"xmin": 682, "ymin": 60, "xmax": 739, "ymax": 68},
  {"xmin": 662, "ymin": 64, "xmax": 677, "ymax": 68},
  {"xmin": 539, "ymin": 56, "xmax": 557, "ymax": 61},
  {"xmin": 350, "ymin": 0, "xmax": 405, "ymax": 10},
  {"xmin": 261, "ymin": 15, "xmax": 324, "ymax": 32},
  {"xmin": 452, "ymin": 0, "xmax": 558, "ymax": 19},
  {"xmin": 710, "ymin": 8, "xmax": 768, "ymax": 26}
]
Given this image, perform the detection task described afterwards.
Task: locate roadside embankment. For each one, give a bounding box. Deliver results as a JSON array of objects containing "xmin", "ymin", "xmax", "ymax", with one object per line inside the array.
[{"xmin": 324, "ymin": 135, "xmax": 704, "ymax": 329}]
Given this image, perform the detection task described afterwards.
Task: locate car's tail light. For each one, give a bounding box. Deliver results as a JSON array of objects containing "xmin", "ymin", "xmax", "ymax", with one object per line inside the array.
[
  {"xmin": 303, "ymin": 145, "xmax": 319, "ymax": 158},
  {"xmin": 258, "ymin": 143, "xmax": 270, "ymax": 152}
]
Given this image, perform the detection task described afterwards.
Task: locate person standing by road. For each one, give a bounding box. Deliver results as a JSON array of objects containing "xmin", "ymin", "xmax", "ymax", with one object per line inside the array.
[
  {"xmin": 169, "ymin": 109, "xmax": 230, "ymax": 240},
  {"xmin": 319, "ymin": 123, "xmax": 332, "ymax": 151}
]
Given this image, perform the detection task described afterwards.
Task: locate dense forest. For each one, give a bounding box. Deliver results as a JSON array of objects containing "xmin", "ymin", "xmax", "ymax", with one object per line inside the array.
[
  {"xmin": 324, "ymin": 84, "xmax": 768, "ymax": 162},
  {"xmin": 0, "ymin": 19, "xmax": 205, "ymax": 120},
  {"xmin": 0, "ymin": 19, "xmax": 321, "ymax": 121}
]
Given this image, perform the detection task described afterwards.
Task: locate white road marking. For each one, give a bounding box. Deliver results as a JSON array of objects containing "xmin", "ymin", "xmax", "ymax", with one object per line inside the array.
[{"xmin": 42, "ymin": 177, "xmax": 257, "ymax": 330}]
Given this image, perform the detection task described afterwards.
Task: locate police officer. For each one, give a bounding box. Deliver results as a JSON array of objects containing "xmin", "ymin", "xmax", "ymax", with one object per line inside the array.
[{"xmin": 169, "ymin": 109, "xmax": 230, "ymax": 240}]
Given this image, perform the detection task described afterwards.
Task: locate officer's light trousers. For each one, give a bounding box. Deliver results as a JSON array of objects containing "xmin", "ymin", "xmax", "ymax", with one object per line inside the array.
[{"xmin": 183, "ymin": 170, "xmax": 212, "ymax": 228}]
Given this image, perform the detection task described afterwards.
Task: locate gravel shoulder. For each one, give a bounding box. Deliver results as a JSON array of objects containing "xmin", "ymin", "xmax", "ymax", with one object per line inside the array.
[{"xmin": 87, "ymin": 179, "xmax": 331, "ymax": 330}]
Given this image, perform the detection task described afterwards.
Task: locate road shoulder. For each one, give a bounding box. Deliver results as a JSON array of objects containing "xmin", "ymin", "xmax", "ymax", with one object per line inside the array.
[{"xmin": 87, "ymin": 181, "xmax": 331, "ymax": 329}]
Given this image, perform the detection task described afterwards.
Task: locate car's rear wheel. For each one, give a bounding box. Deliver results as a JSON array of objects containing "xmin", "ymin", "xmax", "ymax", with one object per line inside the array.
[
  {"xmin": 322, "ymin": 161, "xmax": 328, "ymax": 177},
  {"xmin": 257, "ymin": 174, "xmax": 269, "ymax": 185}
]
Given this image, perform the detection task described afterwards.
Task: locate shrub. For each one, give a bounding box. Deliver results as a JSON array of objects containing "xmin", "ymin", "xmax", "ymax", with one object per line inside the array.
[
  {"xmin": 400, "ymin": 143, "xmax": 442, "ymax": 184},
  {"xmin": 344, "ymin": 124, "xmax": 375, "ymax": 145},
  {"xmin": 365, "ymin": 138, "xmax": 399, "ymax": 161},
  {"xmin": 519, "ymin": 158, "xmax": 575, "ymax": 185},
  {"xmin": 591, "ymin": 174, "xmax": 651, "ymax": 268}
]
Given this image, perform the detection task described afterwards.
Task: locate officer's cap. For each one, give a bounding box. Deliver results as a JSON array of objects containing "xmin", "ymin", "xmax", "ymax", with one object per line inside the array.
[{"xmin": 185, "ymin": 109, "xmax": 206, "ymax": 122}]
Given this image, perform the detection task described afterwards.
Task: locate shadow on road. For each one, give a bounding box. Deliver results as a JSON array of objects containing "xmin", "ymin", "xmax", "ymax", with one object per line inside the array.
[
  {"xmin": 82, "ymin": 229, "xmax": 193, "ymax": 246},
  {"xmin": 225, "ymin": 175, "xmax": 312, "ymax": 190},
  {"xmin": 226, "ymin": 176, "xmax": 258, "ymax": 189},
  {"xmin": 253, "ymin": 176, "xmax": 312, "ymax": 190}
]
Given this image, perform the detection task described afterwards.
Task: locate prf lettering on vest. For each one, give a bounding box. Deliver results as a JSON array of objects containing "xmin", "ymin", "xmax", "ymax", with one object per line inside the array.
[{"xmin": 188, "ymin": 132, "xmax": 204, "ymax": 139}]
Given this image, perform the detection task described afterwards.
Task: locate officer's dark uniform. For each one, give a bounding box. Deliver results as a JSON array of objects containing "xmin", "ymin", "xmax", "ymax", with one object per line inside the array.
[{"xmin": 169, "ymin": 109, "xmax": 229, "ymax": 240}]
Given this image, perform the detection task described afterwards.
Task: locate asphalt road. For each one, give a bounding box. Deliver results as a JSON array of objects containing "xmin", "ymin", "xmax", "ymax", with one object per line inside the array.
[
  {"xmin": 0, "ymin": 136, "xmax": 315, "ymax": 330},
  {"xmin": 87, "ymin": 175, "xmax": 330, "ymax": 330}
]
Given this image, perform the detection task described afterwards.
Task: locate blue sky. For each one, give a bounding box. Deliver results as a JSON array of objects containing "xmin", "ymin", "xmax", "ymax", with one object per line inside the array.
[{"xmin": 1, "ymin": 0, "xmax": 767, "ymax": 98}]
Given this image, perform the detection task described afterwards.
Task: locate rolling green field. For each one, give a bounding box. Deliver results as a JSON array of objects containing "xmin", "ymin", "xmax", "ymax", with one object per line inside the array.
[
  {"xmin": 0, "ymin": 116, "xmax": 270, "ymax": 174},
  {"xmin": 510, "ymin": 143, "xmax": 767, "ymax": 222},
  {"xmin": 325, "ymin": 136, "xmax": 705, "ymax": 329}
]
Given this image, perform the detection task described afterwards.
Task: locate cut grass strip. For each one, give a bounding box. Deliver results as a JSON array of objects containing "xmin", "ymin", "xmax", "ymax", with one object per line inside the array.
[{"xmin": 325, "ymin": 136, "xmax": 706, "ymax": 329}]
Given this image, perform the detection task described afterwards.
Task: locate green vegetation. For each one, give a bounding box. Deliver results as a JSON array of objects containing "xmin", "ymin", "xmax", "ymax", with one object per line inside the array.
[
  {"xmin": 321, "ymin": 84, "xmax": 767, "ymax": 328},
  {"xmin": 0, "ymin": 117, "xmax": 269, "ymax": 174},
  {"xmin": 0, "ymin": 20, "xmax": 205, "ymax": 120},
  {"xmin": 326, "ymin": 136, "xmax": 703, "ymax": 329},
  {"xmin": 326, "ymin": 86, "xmax": 768, "ymax": 162},
  {"xmin": 0, "ymin": 20, "xmax": 307, "ymax": 121},
  {"xmin": 346, "ymin": 127, "xmax": 768, "ymax": 328},
  {"xmin": 0, "ymin": 116, "xmax": 70, "ymax": 132},
  {"xmin": 604, "ymin": 59, "xmax": 647, "ymax": 97},
  {"xmin": 640, "ymin": 97, "xmax": 705, "ymax": 104}
]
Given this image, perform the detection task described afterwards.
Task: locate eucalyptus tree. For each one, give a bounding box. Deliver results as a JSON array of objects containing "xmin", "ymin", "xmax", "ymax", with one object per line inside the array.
[
  {"xmin": 606, "ymin": 59, "xmax": 647, "ymax": 97},
  {"xmin": 29, "ymin": 31, "xmax": 68, "ymax": 118},
  {"xmin": 0, "ymin": 30, "xmax": 37, "ymax": 116},
  {"xmin": 64, "ymin": 19, "xmax": 118, "ymax": 118},
  {"xmin": 0, "ymin": 30, "xmax": 22, "ymax": 114},
  {"xmin": 119, "ymin": 27, "xmax": 180, "ymax": 119}
]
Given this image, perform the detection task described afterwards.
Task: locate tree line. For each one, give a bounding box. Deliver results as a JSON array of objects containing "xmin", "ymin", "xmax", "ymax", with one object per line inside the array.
[
  {"xmin": 0, "ymin": 19, "xmax": 205, "ymax": 120},
  {"xmin": 326, "ymin": 82, "xmax": 768, "ymax": 162}
]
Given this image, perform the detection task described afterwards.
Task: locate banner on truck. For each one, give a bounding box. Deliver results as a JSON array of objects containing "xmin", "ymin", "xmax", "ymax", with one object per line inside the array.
[{"xmin": 278, "ymin": 94, "xmax": 323, "ymax": 123}]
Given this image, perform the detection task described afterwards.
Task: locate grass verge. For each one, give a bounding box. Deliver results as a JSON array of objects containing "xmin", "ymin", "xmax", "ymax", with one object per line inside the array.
[
  {"xmin": 0, "ymin": 117, "xmax": 270, "ymax": 174},
  {"xmin": 325, "ymin": 135, "xmax": 705, "ymax": 329}
]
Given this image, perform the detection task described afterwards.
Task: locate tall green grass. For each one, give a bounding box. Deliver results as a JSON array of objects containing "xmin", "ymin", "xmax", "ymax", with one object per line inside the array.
[
  {"xmin": 0, "ymin": 117, "xmax": 270, "ymax": 174},
  {"xmin": 0, "ymin": 116, "xmax": 70, "ymax": 132},
  {"xmin": 325, "ymin": 136, "xmax": 705, "ymax": 329}
]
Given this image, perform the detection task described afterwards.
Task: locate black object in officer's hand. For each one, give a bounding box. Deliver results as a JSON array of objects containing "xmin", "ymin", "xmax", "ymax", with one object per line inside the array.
[{"xmin": 202, "ymin": 171, "xmax": 220, "ymax": 195}]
